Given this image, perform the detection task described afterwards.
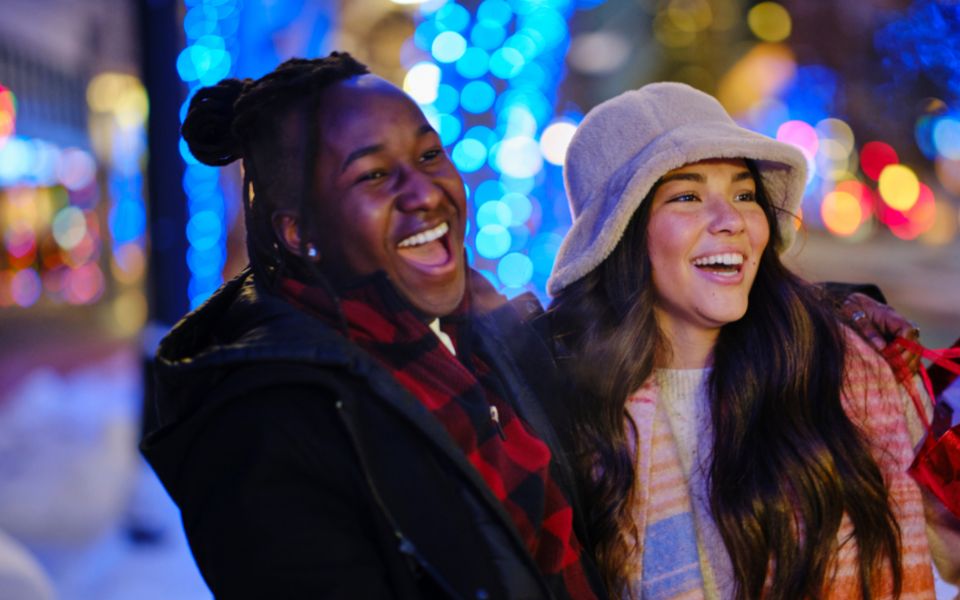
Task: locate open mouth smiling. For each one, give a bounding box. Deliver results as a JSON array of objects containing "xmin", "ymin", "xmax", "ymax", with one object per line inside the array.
[
  {"xmin": 396, "ymin": 222, "xmax": 453, "ymax": 269},
  {"xmin": 691, "ymin": 252, "xmax": 744, "ymax": 276}
]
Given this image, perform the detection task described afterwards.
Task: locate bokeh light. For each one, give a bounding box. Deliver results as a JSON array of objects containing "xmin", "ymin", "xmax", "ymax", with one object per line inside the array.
[
  {"xmin": 111, "ymin": 242, "xmax": 147, "ymax": 284},
  {"xmin": 477, "ymin": 0, "xmax": 513, "ymax": 27},
  {"xmin": 776, "ymin": 120, "xmax": 819, "ymax": 161},
  {"xmin": 111, "ymin": 289, "xmax": 149, "ymax": 336},
  {"xmin": 432, "ymin": 31, "xmax": 468, "ymax": 63},
  {"xmin": 404, "ymin": 62, "xmax": 442, "ymax": 104},
  {"xmin": 815, "ymin": 118, "xmax": 855, "ymax": 154},
  {"xmin": 0, "ymin": 84, "xmax": 16, "ymax": 147},
  {"xmin": 476, "ymin": 224, "xmax": 512, "ymax": 258},
  {"xmin": 471, "ymin": 20, "xmax": 507, "ymax": 50},
  {"xmin": 887, "ymin": 183, "xmax": 936, "ymax": 240},
  {"xmin": 52, "ymin": 207, "xmax": 88, "ymax": 250},
  {"xmin": 820, "ymin": 190, "xmax": 862, "ymax": 236},
  {"xmin": 859, "ymin": 141, "xmax": 898, "ymax": 181},
  {"xmin": 489, "ymin": 47, "xmax": 525, "ymax": 79},
  {"xmin": 502, "ymin": 192, "xmax": 532, "ymax": 226},
  {"xmin": 539, "ymin": 120, "xmax": 577, "ymax": 166},
  {"xmin": 452, "ymin": 138, "xmax": 487, "ymax": 172},
  {"xmin": 461, "ymin": 80, "xmax": 496, "ymax": 113},
  {"xmin": 11, "ymin": 269, "xmax": 42, "ymax": 307},
  {"xmin": 476, "ymin": 200, "xmax": 512, "ymax": 227},
  {"xmin": 747, "ymin": 2, "xmax": 792, "ymax": 42},
  {"xmin": 834, "ymin": 180, "xmax": 876, "ymax": 222},
  {"xmin": 87, "ymin": 73, "xmax": 149, "ymax": 129},
  {"xmin": 495, "ymin": 136, "xmax": 542, "ymax": 178},
  {"xmin": 177, "ymin": 0, "xmax": 238, "ymax": 308},
  {"xmin": 57, "ymin": 148, "xmax": 97, "ymax": 191},
  {"xmin": 456, "ymin": 47, "xmax": 490, "ymax": 79},
  {"xmin": 497, "ymin": 252, "xmax": 533, "ymax": 287},
  {"xmin": 716, "ymin": 43, "xmax": 796, "ymax": 116},
  {"xmin": 878, "ymin": 164, "xmax": 920, "ymax": 211},
  {"xmin": 436, "ymin": 113, "xmax": 462, "ymax": 146},
  {"xmin": 932, "ymin": 116, "xmax": 960, "ymax": 160},
  {"xmin": 64, "ymin": 262, "xmax": 105, "ymax": 305},
  {"xmin": 402, "ymin": 0, "xmax": 595, "ymax": 298}
]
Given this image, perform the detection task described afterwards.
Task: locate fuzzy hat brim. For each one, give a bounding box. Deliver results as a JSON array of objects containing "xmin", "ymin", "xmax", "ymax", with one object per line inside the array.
[{"xmin": 547, "ymin": 82, "xmax": 808, "ymax": 297}]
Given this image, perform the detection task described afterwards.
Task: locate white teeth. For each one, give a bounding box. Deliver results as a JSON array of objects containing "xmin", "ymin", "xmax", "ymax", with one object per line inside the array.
[
  {"xmin": 397, "ymin": 222, "xmax": 449, "ymax": 248},
  {"xmin": 692, "ymin": 253, "xmax": 744, "ymax": 267}
]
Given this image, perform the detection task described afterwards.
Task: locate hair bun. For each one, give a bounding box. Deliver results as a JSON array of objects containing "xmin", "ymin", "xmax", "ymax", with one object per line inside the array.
[{"xmin": 181, "ymin": 78, "xmax": 251, "ymax": 166}]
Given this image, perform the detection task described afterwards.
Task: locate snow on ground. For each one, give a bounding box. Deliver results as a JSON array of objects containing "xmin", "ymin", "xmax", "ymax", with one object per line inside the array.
[{"xmin": 0, "ymin": 348, "xmax": 209, "ymax": 600}]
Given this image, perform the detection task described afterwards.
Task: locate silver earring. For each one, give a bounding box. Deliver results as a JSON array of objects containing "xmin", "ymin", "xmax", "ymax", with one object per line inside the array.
[{"xmin": 306, "ymin": 245, "xmax": 319, "ymax": 259}]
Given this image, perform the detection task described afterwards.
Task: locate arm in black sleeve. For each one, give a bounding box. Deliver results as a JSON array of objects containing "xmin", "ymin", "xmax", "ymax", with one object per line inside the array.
[{"xmin": 173, "ymin": 386, "xmax": 398, "ymax": 599}]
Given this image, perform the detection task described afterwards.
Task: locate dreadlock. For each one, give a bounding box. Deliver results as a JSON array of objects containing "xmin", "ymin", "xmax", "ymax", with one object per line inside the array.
[{"xmin": 180, "ymin": 52, "xmax": 369, "ymax": 287}]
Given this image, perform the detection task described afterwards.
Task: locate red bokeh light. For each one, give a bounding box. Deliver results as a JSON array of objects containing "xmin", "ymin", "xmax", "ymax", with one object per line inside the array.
[{"xmin": 860, "ymin": 141, "xmax": 899, "ymax": 181}]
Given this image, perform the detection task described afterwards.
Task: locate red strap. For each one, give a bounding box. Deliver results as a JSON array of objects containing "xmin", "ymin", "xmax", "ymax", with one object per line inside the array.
[{"xmin": 888, "ymin": 337, "xmax": 960, "ymax": 432}]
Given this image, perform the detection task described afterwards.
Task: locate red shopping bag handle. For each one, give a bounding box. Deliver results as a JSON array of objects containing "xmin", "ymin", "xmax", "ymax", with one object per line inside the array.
[
  {"xmin": 927, "ymin": 335, "xmax": 960, "ymax": 397},
  {"xmin": 888, "ymin": 337, "xmax": 960, "ymax": 431}
]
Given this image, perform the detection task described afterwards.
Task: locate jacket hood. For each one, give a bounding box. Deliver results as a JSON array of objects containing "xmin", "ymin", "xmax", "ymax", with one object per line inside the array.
[{"xmin": 141, "ymin": 269, "xmax": 361, "ymax": 492}]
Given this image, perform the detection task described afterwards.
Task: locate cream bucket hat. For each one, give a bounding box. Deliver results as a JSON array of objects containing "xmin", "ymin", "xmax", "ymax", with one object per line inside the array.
[{"xmin": 547, "ymin": 82, "xmax": 808, "ymax": 296}]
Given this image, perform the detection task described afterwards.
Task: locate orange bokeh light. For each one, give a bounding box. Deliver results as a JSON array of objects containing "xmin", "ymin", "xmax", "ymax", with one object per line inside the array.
[{"xmin": 821, "ymin": 190, "xmax": 862, "ymax": 236}]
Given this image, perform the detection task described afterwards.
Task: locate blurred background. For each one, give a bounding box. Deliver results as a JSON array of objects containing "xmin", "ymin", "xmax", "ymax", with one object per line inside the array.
[{"xmin": 0, "ymin": 0, "xmax": 957, "ymax": 598}]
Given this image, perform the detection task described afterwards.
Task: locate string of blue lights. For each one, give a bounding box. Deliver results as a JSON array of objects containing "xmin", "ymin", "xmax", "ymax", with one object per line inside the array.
[{"xmin": 408, "ymin": 0, "xmax": 605, "ymax": 299}]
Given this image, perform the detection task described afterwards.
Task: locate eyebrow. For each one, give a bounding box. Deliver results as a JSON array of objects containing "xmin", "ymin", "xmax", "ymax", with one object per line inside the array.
[
  {"xmin": 659, "ymin": 169, "xmax": 754, "ymax": 184},
  {"xmin": 340, "ymin": 124, "xmax": 438, "ymax": 173}
]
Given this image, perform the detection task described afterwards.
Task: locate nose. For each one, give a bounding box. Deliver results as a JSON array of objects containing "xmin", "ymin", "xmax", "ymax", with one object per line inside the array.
[
  {"xmin": 395, "ymin": 166, "xmax": 444, "ymax": 212},
  {"xmin": 707, "ymin": 196, "xmax": 746, "ymax": 235}
]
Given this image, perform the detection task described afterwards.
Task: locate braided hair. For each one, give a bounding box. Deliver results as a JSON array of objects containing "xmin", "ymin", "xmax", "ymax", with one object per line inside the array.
[{"xmin": 180, "ymin": 52, "xmax": 369, "ymax": 286}]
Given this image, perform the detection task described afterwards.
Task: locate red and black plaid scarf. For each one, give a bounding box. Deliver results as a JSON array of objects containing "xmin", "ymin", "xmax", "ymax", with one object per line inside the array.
[{"xmin": 278, "ymin": 272, "xmax": 597, "ymax": 600}]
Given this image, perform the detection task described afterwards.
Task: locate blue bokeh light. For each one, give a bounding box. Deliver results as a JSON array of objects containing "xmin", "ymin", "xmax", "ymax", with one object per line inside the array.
[
  {"xmin": 434, "ymin": 3, "xmax": 471, "ymax": 33},
  {"xmin": 415, "ymin": 20, "xmax": 440, "ymax": 50},
  {"xmin": 432, "ymin": 31, "xmax": 468, "ymax": 63},
  {"xmin": 476, "ymin": 224, "xmax": 512, "ymax": 258},
  {"xmin": 452, "ymin": 138, "xmax": 488, "ymax": 172},
  {"xmin": 471, "ymin": 21, "xmax": 507, "ymax": 50},
  {"xmin": 489, "ymin": 47, "xmax": 526, "ymax": 79},
  {"xmin": 461, "ymin": 80, "xmax": 496, "ymax": 113},
  {"xmin": 519, "ymin": 8, "xmax": 567, "ymax": 50},
  {"xmin": 434, "ymin": 84, "xmax": 460, "ymax": 114},
  {"xmin": 109, "ymin": 200, "xmax": 147, "ymax": 244},
  {"xmin": 437, "ymin": 113, "xmax": 463, "ymax": 146},
  {"xmin": 507, "ymin": 225, "xmax": 531, "ymax": 252},
  {"xmin": 477, "ymin": 0, "xmax": 514, "ymax": 26},
  {"xmin": 404, "ymin": 0, "xmax": 604, "ymax": 299},
  {"xmin": 497, "ymin": 252, "xmax": 534, "ymax": 287},
  {"xmin": 186, "ymin": 210, "xmax": 223, "ymax": 251},
  {"xmin": 456, "ymin": 47, "xmax": 490, "ymax": 79},
  {"xmin": 933, "ymin": 116, "xmax": 960, "ymax": 159},
  {"xmin": 476, "ymin": 200, "xmax": 512, "ymax": 227},
  {"xmin": 502, "ymin": 192, "xmax": 532, "ymax": 225},
  {"xmin": 504, "ymin": 32, "xmax": 540, "ymax": 59},
  {"xmin": 474, "ymin": 179, "xmax": 506, "ymax": 205},
  {"xmin": 187, "ymin": 245, "xmax": 226, "ymax": 279}
]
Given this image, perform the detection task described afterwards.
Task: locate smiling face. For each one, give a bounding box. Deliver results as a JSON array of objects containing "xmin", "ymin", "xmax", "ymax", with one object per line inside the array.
[
  {"xmin": 300, "ymin": 76, "xmax": 467, "ymax": 317},
  {"xmin": 647, "ymin": 158, "xmax": 771, "ymax": 354}
]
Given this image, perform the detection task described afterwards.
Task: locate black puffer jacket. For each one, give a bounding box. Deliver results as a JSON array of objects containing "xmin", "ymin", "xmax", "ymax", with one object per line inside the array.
[{"xmin": 141, "ymin": 269, "xmax": 600, "ymax": 600}]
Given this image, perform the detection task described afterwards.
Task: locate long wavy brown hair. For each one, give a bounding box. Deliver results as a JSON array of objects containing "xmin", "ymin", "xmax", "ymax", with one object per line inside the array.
[{"xmin": 549, "ymin": 162, "xmax": 902, "ymax": 599}]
